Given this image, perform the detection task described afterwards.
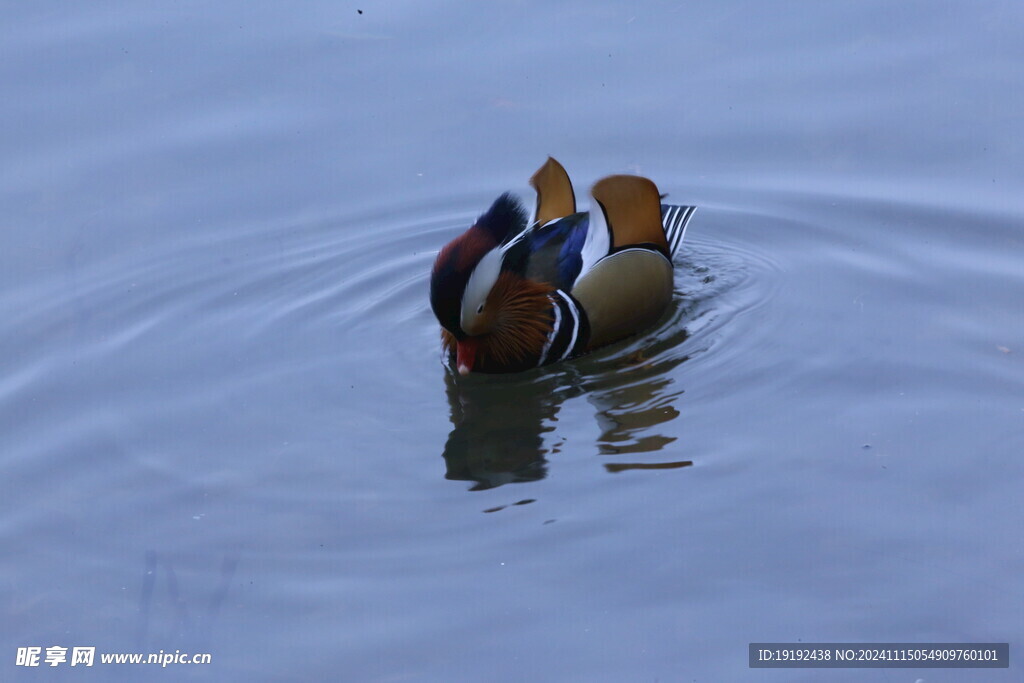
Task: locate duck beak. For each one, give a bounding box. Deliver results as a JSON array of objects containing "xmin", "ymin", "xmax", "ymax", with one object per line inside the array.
[{"xmin": 456, "ymin": 338, "xmax": 478, "ymax": 376}]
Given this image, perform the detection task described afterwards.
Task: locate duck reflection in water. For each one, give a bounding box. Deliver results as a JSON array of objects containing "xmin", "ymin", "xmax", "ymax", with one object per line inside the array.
[{"xmin": 441, "ymin": 325, "xmax": 693, "ymax": 490}]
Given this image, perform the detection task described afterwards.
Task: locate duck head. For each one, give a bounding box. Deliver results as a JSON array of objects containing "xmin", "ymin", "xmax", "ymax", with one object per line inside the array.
[{"xmin": 430, "ymin": 194, "xmax": 553, "ymax": 375}]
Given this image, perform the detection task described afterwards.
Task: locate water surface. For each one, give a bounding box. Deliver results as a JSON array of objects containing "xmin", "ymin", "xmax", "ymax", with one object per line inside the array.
[{"xmin": 2, "ymin": 2, "xmax": 1023, "ymax": 681}]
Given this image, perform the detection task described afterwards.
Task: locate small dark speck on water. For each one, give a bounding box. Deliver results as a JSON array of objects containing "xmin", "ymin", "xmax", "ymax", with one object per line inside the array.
[
  {"xmin": 862, "ymin": 444, "xmax": 872, "ymax": 450},
  {"xmin": 357, "ymin": 9, "xmax": 363, "ymax": 14},
  {"xmin": 484, "ymin": 500, "xmax": 534, "ymax": 513}
]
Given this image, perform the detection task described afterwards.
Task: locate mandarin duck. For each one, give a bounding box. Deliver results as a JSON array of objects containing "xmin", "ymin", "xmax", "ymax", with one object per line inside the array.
[{"xmin": 430, "ymin": 157, "xmax": 695, "ymax": 375}]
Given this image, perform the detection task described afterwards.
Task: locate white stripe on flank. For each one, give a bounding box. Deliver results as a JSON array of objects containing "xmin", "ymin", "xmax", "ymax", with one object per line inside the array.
[
  {"xmin": 555, "ymin": 290, "xmax": 580, "ymax": 361},
  {"xmin": 538, "ymin": 295, "xmax": 561, "ymax": 366},
  {"xmin": 579, "ymin": 197, "xmax": 611, "ymax": 280}
]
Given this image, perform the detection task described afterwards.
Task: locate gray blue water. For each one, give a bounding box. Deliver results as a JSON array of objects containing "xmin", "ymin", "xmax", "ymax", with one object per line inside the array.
[{"xmin": 2, "ymin": 2, "xmax": 1023, "ymax": 681}]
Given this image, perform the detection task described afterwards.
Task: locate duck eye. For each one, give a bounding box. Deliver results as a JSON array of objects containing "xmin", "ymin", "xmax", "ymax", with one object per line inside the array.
[{"xmin": 476, "ymin": 303, "xmax": 484, "ymax": 314}]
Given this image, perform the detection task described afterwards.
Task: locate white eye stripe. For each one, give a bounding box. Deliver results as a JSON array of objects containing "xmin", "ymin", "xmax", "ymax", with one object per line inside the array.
[{"xmin": 461, "ymin": 247, "xmax": 502, "ymax": 330}]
